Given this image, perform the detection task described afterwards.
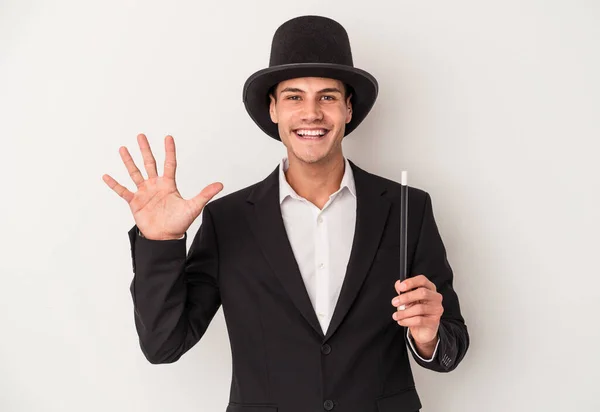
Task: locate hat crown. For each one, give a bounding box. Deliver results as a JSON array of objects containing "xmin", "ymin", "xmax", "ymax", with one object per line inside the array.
[{"xmin": 269, "ymin": 15, "xmax": 354, "ymax": 67}]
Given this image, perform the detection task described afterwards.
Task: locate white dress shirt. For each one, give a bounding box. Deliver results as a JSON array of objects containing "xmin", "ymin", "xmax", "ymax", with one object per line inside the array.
[{"xmin": 278, "ymin": 156, "xmax": 439, "ymax": 362}]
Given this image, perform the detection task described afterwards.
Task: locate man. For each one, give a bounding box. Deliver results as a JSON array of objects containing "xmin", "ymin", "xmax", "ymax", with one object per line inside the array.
[{"xmin": 103, "ymin": 15, "xmax": 469, "ymax": 412}]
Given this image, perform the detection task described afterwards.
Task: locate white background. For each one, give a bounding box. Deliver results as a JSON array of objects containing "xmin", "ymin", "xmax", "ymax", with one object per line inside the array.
[{"xmin": 1, "ymin": 1, "xmax": 599, "ymax": 411}]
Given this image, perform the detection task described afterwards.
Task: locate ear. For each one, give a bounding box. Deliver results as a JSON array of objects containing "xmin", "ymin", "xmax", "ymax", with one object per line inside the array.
[
  {"xmin": 345, "ymin": 94, "xmax": 353, "ymax": 124},
  {"xmin": 269, "ymin": 94, "xmax": 278, "ymax": 123}
]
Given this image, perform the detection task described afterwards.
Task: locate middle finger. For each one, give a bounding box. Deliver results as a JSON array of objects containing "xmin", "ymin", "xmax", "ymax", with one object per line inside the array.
[
  {"xmin": 393, "ymin": 303, "xmax": 434, "ymax": 320},
  {"xmin": 391, "ymin": 287, "xmax": 431, "ymax": 308},
  {"xmin": 137, "ymin": 133, "xmax": 158, "ymax": 178}
]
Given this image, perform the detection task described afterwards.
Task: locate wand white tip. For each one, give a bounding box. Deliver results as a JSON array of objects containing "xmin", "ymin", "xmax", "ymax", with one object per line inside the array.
[{"xmin": 401, "ymin": 171, "xmax": 408, "ymax": 186}]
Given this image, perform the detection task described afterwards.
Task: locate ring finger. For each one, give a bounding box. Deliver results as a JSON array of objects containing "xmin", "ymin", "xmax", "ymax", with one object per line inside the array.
[{"xmin": 119, "ymin": 146, "xmax": 144, "ymax": 187}]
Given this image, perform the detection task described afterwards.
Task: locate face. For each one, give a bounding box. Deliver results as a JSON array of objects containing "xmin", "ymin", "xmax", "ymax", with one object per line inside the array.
[{"xmin": 268, "ymin": 77, "xmax": 352, "ymax": 165}]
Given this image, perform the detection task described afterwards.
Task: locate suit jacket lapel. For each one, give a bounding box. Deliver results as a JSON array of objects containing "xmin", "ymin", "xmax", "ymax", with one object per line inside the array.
[
  {"xmin": 244, "ymin": 160, "xmax": 391, "ymax": 342},
  {"xmin": 245, "ymin": 165, "xmax": 325, "ymax": 339},
  {"xmin": 324, "ymin": 161, "xmax": 390, "ymax": 341}
]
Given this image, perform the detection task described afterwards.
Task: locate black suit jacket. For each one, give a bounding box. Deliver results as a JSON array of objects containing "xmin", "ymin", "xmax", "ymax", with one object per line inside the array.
[{"xmin": 127, "ymin": 160, "xmax": 469, "ymax": 412}]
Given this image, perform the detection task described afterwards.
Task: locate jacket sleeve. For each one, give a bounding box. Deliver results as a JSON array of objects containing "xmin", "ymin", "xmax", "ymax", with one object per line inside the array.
[
  {"xmin": 407, "ymin": 192, "xmax": 470, "ymax": 372},
  {"xmin": 127, "ymin": 205, "xmax": 221, "ymax": 364}
]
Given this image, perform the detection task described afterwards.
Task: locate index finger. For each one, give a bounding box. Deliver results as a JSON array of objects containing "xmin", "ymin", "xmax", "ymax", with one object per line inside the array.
[{"xmin": 395, "ymin": 275, "xmax": 436, "ymax": 294}]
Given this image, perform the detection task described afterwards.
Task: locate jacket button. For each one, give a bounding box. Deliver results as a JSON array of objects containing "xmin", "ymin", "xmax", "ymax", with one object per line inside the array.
[
  {"xmin": 321, "ymin": 344, "xmax": 331, "ymax": 355},
  {"xmin": 323, "ymin": 399, "xmax": 334, "ymax": 410}
]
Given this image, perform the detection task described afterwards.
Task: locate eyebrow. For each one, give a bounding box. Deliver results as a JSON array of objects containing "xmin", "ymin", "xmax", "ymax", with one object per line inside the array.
[{"xmin": 279, "ymin": 87, "xmax": 343, "ymax": 95}]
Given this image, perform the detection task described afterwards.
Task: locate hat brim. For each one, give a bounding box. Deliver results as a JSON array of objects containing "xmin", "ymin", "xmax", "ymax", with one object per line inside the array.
[{"xmin": 242, "ymin": 63, "xmax": 378, "ymax": 141}]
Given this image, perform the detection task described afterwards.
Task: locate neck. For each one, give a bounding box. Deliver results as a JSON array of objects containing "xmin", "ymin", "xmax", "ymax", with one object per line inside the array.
[{"xmin": 284, "ymin": 152, "xmax": 346, "ymax": 209}]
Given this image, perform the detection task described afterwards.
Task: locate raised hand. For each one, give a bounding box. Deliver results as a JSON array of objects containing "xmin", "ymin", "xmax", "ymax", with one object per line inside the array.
[{"xmin": 102, "ymin": 133, "xmax": 223, "ymax": 240}]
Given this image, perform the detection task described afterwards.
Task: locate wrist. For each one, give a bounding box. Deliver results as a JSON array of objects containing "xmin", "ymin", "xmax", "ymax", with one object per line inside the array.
[
  {"xmin": 413, "ymin": 333, "xmax": 438, "ymax": 358},
  {"xmin": 138, "ymin": 230, "xmax": 185, "ymax": 240}
]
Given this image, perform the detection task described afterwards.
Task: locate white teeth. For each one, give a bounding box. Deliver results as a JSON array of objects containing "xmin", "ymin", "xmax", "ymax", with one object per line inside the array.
[{"xmin": 296, "ymin": 129, "xmax": 327, "ymax": 137}]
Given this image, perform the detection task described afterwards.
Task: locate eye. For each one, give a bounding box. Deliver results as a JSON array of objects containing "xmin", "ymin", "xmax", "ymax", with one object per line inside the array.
[
  {"xmin": 286, "ymin": 95, "xmax": 300, "ymax": 100},
  {"xmin": 321, "ymin": 95, "xmax": 335, "ymax": 101}
]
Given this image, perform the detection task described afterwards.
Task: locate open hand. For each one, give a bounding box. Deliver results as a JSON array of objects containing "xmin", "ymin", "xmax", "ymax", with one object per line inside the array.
[{"xmin": 102, "ymin": 133, "xmax": 223, "ymax": 240}]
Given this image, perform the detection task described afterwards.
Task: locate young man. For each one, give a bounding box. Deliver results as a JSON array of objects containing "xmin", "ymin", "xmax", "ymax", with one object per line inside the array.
[{"xmin": 104, "ymin": 15, "xmax": 469, "ymax": 412}]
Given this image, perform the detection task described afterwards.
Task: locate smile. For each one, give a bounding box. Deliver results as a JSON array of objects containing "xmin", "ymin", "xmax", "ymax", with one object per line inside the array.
[{"xmin": 294, "ymin": 128, "xmax": 330, "ymax": 140}]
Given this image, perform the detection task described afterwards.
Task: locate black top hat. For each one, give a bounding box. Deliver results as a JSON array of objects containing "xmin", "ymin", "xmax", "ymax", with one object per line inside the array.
[{"xmin": 242, "ymin": 15, "xmax": 379, "ymax": 141}]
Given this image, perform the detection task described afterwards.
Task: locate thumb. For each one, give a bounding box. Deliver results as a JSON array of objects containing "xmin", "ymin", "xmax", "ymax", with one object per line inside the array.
[
  {"xmin": 395, "ymin": 280, "xmax": 403, "ymax": 295},
  {"xmin": 189, "ymin": 182, "xmax": 224, "ymax": 215}
]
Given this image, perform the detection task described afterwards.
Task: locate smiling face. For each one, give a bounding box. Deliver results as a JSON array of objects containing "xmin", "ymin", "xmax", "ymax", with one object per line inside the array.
[{"xmin": 268, "ymin": 77, "xmax": 353, "ymax": 165}]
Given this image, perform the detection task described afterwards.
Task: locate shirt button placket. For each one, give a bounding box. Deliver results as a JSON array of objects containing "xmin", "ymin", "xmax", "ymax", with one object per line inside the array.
[{"xmin": 315, "ymin": 209, "xmax": 328, "ymax": 332}]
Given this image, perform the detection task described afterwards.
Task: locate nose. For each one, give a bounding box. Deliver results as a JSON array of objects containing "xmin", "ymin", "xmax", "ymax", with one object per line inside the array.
[{"xmin": 300, "ymin": 98, "xmax": 323, "ymax": 122}]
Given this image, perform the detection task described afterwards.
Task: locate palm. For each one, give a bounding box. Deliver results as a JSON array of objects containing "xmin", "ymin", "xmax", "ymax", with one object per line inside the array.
[
  {"xmin": 103, "ymin": 134, "xmax": 223, "ymax": 240},
  {"xmin": 129, "ymin": 176, "xmax": 192, "ymax": 240}
]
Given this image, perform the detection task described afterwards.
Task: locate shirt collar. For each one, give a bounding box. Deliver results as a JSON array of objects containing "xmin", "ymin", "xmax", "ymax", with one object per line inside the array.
[{"xmin": 279, "ymin": 156, "xmax": 356, "ymax": 204}]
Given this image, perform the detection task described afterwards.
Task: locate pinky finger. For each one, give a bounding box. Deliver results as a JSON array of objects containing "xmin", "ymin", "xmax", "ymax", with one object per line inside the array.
[
  {"xmin": 397, "ymin": 316, "xmax": 427, "ymax": 328},
  {"xmin": 103, "ymin": 174, "xmax": 134, "ymax": 203}
]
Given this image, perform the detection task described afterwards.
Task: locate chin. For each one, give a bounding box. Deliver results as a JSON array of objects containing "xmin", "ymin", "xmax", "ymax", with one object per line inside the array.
[
  {"xmin": 291, "ymin": 147, "xmax": 335, "ymax": 165},
  {"xmin": 295, "ymin": 155, "xmax": 324, "ymax": 165}
]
